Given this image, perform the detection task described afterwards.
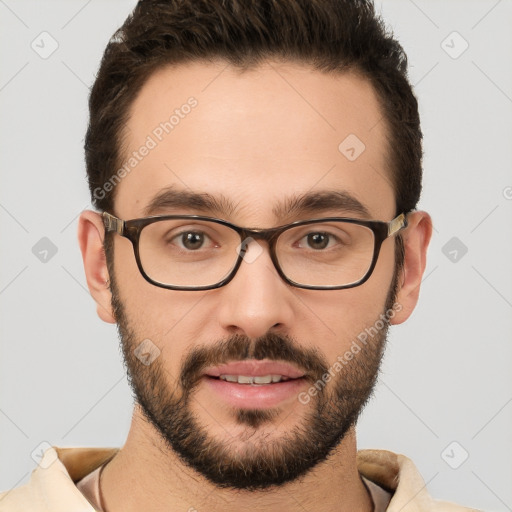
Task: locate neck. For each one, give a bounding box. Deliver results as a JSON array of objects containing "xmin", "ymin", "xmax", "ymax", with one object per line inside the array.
[{"xmin": 101, "ymin": 406, "xmax": 373, "ymax": 512}]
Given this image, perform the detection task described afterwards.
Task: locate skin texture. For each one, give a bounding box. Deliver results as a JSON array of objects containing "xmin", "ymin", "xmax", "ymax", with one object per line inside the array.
[{"xmin": 78, "ymin": 60, "xmax": 432, "ymax": 512}]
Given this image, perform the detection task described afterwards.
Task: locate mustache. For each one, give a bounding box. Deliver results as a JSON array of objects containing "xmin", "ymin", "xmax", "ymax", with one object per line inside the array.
[{"xmin": 179, "ymin": 332, "xmax": 329, "ymax": 392}]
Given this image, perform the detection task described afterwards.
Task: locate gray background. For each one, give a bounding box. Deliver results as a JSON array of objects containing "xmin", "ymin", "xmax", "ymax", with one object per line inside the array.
[{"xmin": 1, "ymin": 1, "xmax": 511, "ymax": 510}]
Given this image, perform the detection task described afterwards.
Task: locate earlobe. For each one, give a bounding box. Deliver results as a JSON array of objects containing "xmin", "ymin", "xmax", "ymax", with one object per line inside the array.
[
  {"xmin": 390, "ymin": 211, "xmax": 433, "ymax": 325},
  {"xmin": 77, "ymin": 210, "xmax": 116, "ymax": 324}
]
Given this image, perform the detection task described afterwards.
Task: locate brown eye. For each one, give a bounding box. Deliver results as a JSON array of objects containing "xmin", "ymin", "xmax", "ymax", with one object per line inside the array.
[
  {"xmin": 178, "ymin": 231, "xmax": 206, "ymax": 250},
  {"xmin": 306, "ymin": 232, "xmax": 330, "ymax": 250}
]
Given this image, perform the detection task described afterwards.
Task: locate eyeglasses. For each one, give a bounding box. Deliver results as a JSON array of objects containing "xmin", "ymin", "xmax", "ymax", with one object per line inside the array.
[{"xmin": 102, "ymin": 211, "xmax": 407, "ymax": 291}]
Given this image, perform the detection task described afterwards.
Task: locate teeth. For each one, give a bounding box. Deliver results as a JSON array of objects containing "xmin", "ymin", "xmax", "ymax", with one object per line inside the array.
[
  {"xmin": 219, "ymin": 374, "xmax": 288, "ymax": 384},
  {"xmin": 253, "ymin": 375, "xmax": 272, "ymax": 384}
]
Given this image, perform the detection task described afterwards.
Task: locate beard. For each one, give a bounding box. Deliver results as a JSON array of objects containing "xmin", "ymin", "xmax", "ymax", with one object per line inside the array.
[{"xmin": 108, "ymin": 261, "xmax": 399, "ymax": 491}]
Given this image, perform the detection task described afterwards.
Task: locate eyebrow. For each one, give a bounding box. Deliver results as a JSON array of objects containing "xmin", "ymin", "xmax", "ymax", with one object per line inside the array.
[
  {"xmin": 143, "ymin": 187, "xmax": 238, "ymax": 217},
  {"xmin": 274, "ymin": 190, "xmax": 370, "ymax": 219},
  {"xmin": 142, "ymin": 186, "xmax": 371, "ymax": 220}
]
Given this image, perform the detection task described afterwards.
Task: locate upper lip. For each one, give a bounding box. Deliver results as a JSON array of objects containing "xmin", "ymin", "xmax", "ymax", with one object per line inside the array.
[{"xmin": 203, "ymin": 360, "xmax": 305, "ymax": 379}]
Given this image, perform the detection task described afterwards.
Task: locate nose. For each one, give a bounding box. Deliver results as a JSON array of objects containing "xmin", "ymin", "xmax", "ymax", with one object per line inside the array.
[{"xmin": 216, "ymin": 239, "xmax": 295, "ymax": 339}]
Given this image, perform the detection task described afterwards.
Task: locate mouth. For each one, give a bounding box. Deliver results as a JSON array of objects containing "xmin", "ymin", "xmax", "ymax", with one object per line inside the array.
[
  {"xmin": 203, "ymin": 359, "xmax": 306, "ymax": 379},
  {"xmin": 201, "ymin": 360, "xmax": 307, "ymax": 408},
  {"xmin": 214, "ymin": 374, "xmax": 297, "ymax": 384}
]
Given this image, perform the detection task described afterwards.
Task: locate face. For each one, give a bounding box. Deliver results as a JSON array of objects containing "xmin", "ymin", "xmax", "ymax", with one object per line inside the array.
[{"xmin": 93, "ymin": 60, "xmax": 413, "ymax": 489}]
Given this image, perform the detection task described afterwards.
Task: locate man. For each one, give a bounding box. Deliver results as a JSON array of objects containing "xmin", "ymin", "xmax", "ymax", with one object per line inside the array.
[{"xmin": 0, "ymin": 0, "xmax": 478, "ymax": 510}]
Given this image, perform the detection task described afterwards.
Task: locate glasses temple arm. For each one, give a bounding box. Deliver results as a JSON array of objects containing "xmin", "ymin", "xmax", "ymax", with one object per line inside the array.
[
  {"xmin": 102, "ymin": 212, "xmax": 125, "ymax": 235},
  {"xmin": 387, "ymin": 213, "xmax": 407, "ymax": 237}
]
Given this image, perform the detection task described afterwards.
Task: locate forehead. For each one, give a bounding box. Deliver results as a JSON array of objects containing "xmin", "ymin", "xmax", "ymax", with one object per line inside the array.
[{"xmin": 114, "ymin": 60, "xmax": 394, "ymax": 223}]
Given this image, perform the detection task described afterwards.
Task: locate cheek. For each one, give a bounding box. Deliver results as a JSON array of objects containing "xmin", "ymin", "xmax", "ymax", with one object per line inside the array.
[
  {"xmin": 300, "ymin": 253, "xmax": 395, "ymax": 364},
  {"xmin": 113, "ymin": 242, "xmax": 207, "ymax": 358}
]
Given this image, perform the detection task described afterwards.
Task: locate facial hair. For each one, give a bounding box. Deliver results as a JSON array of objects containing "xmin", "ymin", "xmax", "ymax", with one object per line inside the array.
[{"xmin": 109, "ymin": 268, "xmax": 398, "ymax": 491}]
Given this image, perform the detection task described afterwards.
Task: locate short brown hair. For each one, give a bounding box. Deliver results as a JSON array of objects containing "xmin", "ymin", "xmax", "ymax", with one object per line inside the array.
[{"xmin": 85, "ymin": 0, "xmax": 422, "ymax": 217}]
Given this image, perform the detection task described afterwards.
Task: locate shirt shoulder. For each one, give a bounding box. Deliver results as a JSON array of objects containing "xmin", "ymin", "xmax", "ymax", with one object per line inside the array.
[
  {"xmin": 0, "ymin": 446, "xmax": 118, "ymax": 512},
  {"xmin": 357, "ymin": 449, "xmax": 481, "ymax": 512}
]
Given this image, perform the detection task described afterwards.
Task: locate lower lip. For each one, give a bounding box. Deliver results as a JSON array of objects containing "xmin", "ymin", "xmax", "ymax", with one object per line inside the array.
[{"xmin": 203, "ymin": 376, "xmax": 307, "ymax": 409}]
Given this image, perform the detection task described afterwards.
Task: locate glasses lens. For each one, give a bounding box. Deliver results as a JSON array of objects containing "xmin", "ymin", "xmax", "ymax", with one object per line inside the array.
[
  {"xmin": 138, "ymin": 219, "xmax": 240, "ymax": 287},
  {"xmin": 276, "ymin": 221, "xmax": 375, "ymax": 287}
]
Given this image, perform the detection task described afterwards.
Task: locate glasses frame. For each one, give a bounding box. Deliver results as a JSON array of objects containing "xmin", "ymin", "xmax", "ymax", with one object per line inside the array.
[{"xmin": 102, "ymin": 211, "xmax": 408, "ymax": 291}]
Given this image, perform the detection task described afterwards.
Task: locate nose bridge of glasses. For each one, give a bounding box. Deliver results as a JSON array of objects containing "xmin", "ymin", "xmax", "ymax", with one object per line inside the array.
[{"xmin": 238, "ymin": 226, "xmax": 281, "ymax": 255}]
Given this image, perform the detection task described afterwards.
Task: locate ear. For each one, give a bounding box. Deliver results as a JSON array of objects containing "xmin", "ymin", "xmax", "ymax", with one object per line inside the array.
[
  {"xmin": 77, "ymin": 210, "xmax": 116, "ymax": 324},
  {"xmin": 390, "ymin": 210, "xmax": 432, "ymax": 325}
]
